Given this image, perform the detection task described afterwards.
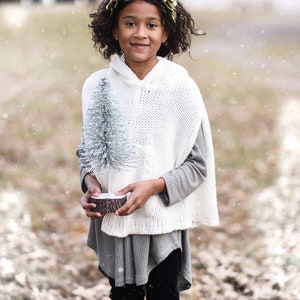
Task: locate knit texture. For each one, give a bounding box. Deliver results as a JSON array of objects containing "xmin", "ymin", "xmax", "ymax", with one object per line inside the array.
[{"xmin": 81, "ymin": 55, "xmax": 219, "ymax": 237}]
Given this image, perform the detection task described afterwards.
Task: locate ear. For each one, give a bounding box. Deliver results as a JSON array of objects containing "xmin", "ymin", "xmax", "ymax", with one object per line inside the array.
[
  {"xmin": 162, "ymin": 31, "xmax": 168, "ymax": 43},
  {"xmin": 113, "ymin": 28, "xmax": 119, "ymax": 40}
]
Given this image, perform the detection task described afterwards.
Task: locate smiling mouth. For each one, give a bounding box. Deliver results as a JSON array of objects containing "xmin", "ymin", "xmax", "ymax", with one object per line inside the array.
[{"xmin": 131, "ymin": 43, "xmax": 150, "ymax": 48}]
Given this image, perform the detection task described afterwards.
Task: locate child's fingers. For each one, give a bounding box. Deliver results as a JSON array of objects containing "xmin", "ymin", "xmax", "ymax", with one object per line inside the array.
[
  {"xmin": 115, "ymin": 194, "xmax": 138, "ymax": 216},
  {"xmin": 83, "ymin": 201, "xmax": 104, "ymax": 219},
  {"xmin": 116, "ymin": 184, "xmax": 133, "ymax": 196},
  {"xmin": 116, "ymin": 193, "xmax": 146, "ymax": 216},
  {"xmin": 80, "ymin": 192, "xmax": 103, "ymax": 219},
  {"xmin": 115, "ymin": 201, "xmax": 131, "ymax": 216}
]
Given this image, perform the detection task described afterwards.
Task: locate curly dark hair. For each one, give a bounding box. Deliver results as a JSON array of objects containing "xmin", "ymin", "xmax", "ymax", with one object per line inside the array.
[{"xmin": 89, "ymin": 0, "xmax": 202, "ymax": 60}]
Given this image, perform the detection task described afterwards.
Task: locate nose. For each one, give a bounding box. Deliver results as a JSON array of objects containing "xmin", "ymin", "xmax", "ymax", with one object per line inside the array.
[{"xmin": 134, "ymin": 25, "xmax": 147, "ymax": 38}]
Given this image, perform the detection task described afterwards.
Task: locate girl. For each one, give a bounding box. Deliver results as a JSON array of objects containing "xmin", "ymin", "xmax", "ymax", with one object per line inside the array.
[{"xmin": 77, "ymin": 0, "xmax": 219, "ymax": 299}]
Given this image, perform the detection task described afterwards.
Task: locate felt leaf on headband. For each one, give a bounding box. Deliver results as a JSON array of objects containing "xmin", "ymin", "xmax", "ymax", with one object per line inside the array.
[
  {"xmin": 163, "ymin": 0, "xmax": 177, "ymax": 22},
  {"xmin": 106, "ymin": 0, "xmax": 177, "ymax": 22},
  {"xmin": 106, "ymin": 0, "xmax": 118, "ymax": 15}
]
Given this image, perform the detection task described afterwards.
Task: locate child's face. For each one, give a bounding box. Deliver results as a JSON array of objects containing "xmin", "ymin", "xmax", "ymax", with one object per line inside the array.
[{"xmin": 113, "ymin": 0, "xmax": 168, "ymax": 71}]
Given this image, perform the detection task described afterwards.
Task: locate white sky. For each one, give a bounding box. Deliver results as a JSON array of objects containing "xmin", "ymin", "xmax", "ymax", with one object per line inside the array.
[{"xmin": 183, "ymin": 0, "xmax": 300, "ymax": 12}]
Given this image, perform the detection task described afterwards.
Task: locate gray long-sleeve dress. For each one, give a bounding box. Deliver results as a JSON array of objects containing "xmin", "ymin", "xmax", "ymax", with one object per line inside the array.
[{"xmin": 78, "ymin": 124, "xmax": 207, "ymax": 291}]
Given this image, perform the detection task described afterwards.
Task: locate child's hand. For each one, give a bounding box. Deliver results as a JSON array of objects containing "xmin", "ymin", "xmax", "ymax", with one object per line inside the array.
[
  {"xmin": 115, "ymin": 178, "xmax": 165, "ymax": 216},
  {"xmin": 80, "ymin": 192, "xmax": 105, "ymax": 219},
  {"xmin": 80, "ymin": 174, "xmax": 105, "ymax": 219}
]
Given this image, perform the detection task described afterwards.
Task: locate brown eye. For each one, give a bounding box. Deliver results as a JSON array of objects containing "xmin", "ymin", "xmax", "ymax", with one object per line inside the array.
[
  {"xmin": 148, "ymin": 23, "xmax": 157, "ymax": 29},
  {"xmin": 126, "ymin": 21, "xmax": 136, "ymax": 27}
]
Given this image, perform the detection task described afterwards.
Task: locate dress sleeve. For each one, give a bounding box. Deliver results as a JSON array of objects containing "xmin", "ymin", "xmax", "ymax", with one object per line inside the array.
[
  {"xmin": 76, "ymin": 145, "xmax": 89, "ymax": 193},
  {"xmin": 159, "ymin": 123, "xmax": 207, "ymax": 206}
]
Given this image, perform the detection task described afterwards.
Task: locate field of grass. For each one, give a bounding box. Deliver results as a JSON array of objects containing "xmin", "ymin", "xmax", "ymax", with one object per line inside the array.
[{"xmin": 1, "ymin": 3, "xmax": 299, "ymax": 299}]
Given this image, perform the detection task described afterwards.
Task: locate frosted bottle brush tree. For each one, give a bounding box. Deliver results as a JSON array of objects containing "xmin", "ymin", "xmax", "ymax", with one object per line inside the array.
[{"xmin": 79, "ymin": 77, "xmax": 135, "ymax": 212}]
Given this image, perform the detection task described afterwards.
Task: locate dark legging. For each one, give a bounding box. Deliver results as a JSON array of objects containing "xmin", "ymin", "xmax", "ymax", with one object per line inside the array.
[{"xmin": 108, "ymin": 248, "xmax": 181, "ymax": 300}]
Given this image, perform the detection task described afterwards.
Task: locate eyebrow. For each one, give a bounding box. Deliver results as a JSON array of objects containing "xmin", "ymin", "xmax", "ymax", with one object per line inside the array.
[{"xmin": 121, "ymin": 16, "xmax": 161, "ymax": 22}]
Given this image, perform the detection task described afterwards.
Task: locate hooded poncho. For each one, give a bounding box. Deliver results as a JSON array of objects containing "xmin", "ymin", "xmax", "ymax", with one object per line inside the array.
[{"xmin": 81, "ymin": 55, "xmax": 219, "ymax": 238}]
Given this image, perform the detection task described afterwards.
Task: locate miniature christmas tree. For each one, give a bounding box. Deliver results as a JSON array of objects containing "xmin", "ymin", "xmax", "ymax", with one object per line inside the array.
[{"xmin": 79, "ymin": 77, "xmax": 135, "ymax": 212}]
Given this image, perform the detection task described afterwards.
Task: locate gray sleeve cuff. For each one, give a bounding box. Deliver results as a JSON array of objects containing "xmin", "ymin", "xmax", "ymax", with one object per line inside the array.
[
  {"xmin": 76, "ymin": 143, "xmax": 89, "ymax": 193},
  {"xmin": 80, "ymin": 167, "xmax": 89, "ymax": 193}
]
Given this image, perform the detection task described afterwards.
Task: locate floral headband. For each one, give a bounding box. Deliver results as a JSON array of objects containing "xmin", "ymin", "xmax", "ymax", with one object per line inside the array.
[{"xmin": 106, "ymin": 0, "xmax": 177, "ymax": 23}]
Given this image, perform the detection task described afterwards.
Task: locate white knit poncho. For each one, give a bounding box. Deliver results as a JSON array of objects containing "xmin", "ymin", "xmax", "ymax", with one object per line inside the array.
[{"xmin": 81, "ymin": 55, "xmax": 219, "ymax": 238}]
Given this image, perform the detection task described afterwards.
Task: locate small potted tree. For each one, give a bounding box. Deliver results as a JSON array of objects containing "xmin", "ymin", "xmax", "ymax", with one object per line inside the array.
[{"xmin": 79, "ymin": 77, "xmax": 135, "ymax": 213}]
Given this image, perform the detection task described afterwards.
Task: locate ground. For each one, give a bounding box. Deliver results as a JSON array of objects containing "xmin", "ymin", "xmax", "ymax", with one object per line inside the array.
[{"xmin": 0, "ymin": 3, "xmax": 299, "ymax": 300}]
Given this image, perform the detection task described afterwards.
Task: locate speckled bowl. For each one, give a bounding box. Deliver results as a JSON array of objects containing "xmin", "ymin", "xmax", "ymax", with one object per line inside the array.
[{"xmin": 89, "ymin": 194, "xmax": 127, "ymax": 213}]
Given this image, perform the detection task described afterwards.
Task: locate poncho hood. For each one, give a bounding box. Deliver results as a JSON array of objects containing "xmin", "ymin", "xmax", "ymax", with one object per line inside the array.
[{"xmin": 109, "ymin": 54, "xmax": 188, "ymax": 89}]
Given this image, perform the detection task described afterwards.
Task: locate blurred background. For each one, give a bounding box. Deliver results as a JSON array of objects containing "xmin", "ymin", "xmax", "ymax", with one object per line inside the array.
[{"xmin": 0, "ymin": 0, "xmax": 299, "ymax": 299}]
